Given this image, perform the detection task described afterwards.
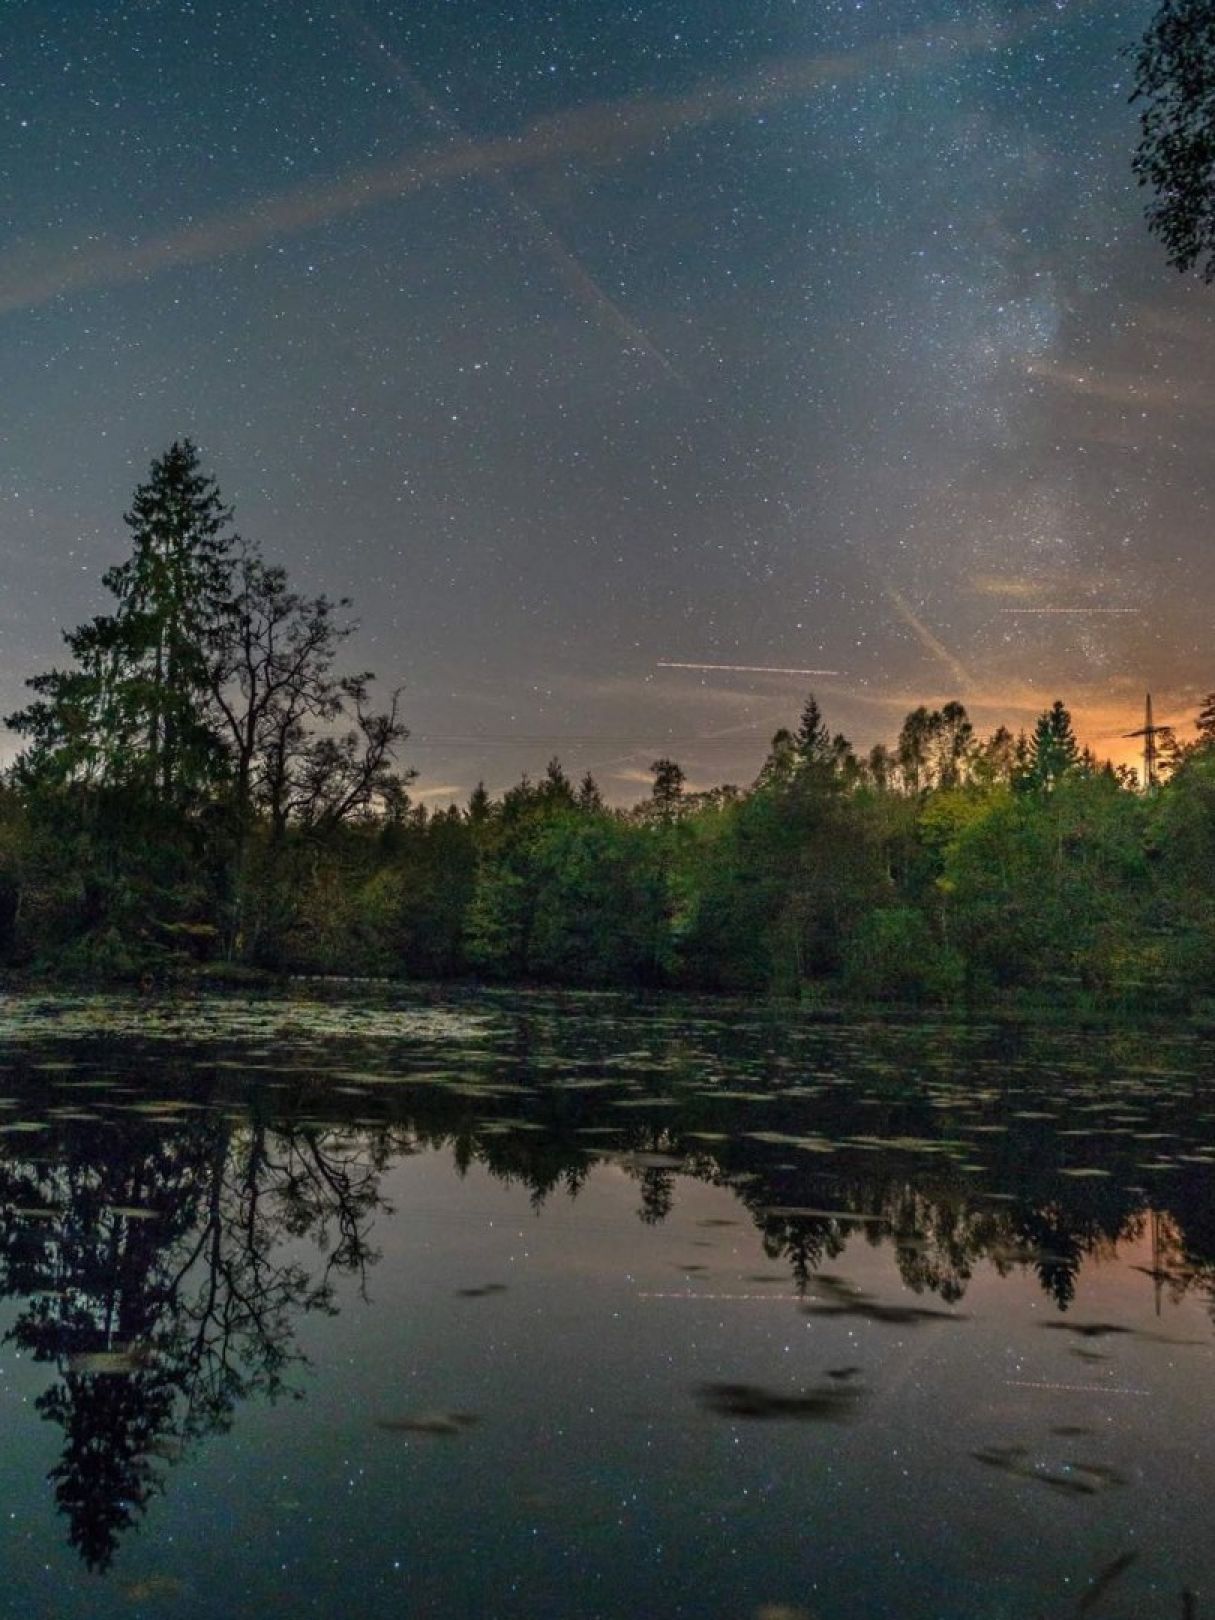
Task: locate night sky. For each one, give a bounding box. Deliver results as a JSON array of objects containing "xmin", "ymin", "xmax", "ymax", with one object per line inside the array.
[{"xmin": 2, "ymin": 0, "xmax": 1211, "ymax": 803}]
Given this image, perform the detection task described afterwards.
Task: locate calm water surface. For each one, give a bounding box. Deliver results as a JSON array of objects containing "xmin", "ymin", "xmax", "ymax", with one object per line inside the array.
[{"xmin": 1, "ymin": 988, "xmax": 1213, "ymax": 1619}]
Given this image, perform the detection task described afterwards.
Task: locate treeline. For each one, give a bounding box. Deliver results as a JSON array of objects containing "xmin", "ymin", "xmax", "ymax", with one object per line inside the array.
[{"xmin": 1, "ymin": 442, "xmax": 1214, "ymax": 1004}]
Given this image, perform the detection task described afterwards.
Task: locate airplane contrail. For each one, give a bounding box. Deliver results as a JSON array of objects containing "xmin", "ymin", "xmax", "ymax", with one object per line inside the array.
[
  {"xmin": 0, "ymin": 5, "xmax": 1078, "ymax": 317},
  {"xmin": 884, "ymin": 588, "xmax": 974, "ymax": 691},
  {"xmin": 340, "ymin": 4, "xmax": 690, "ymax": 385},
  {"xmin": 657, "ymin": 661, "xmax": 841, "ymax": 676}
]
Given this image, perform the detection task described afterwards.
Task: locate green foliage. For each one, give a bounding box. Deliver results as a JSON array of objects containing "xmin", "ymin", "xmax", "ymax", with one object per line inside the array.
[
  {"xmin": 1023, "ymin": 700, "xmax": 1081, "ymax": 793},
  {"xmin": 941, "ymin": 773, "xmax": 1150, "ymax": 993},
  {"xmin": 1134, "ymin": 0, "xmax": 1215, "ymax": 280},
  {"xmin": 2, "ymin": 467, "xmax": 1213, "ymax": 1011},
  {"xmin": 9, "ymin": 442, "xmax": 234, "ymax": 805},
  {"xmin": 841, "ymin": 907, "xmax": 964, "ymax": 1003}
]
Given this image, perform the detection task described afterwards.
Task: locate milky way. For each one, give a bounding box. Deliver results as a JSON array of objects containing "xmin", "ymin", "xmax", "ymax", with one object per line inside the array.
[{"xmin": 1, "ymin": 0, "xmax": 1210, "ymax": 799}]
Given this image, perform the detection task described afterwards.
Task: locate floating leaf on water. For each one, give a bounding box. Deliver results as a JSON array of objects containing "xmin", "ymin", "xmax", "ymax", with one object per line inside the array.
[
  {"xmin": 970, "ymin": 1446, "xmax": 1125, "ymax": 1497},
  {"xmin": 1076, "ymin": 1551, "xmax": 1138, "ymax": 1616},
  {"xmin": 696, "ymin": 1381, "xmax": 862, "ymax": 1423},
  {"xmin": 119, "ymin": 1576, "xmax": 185, "ymax": 1602},
  {"xmin": 611, "ymin": 1151, "xmax": 685, "ymax": 1170},
  {"xmin": 804, "ymin": 1274, "xmax": 967, "ymax": 1327},
  {"xmin": 1041, "ymin": 1322, "xmax": 1132, "ymax": 1340},
  {"xmin": 375, "ymin": 1411, "xmax": 480, "ymax": 1436},
  {"xmin": 68, "ymin": 1347, "xmax": 151, "ymax": 1376}
]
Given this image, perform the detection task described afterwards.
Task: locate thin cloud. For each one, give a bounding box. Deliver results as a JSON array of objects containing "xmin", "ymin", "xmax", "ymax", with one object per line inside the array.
[
  {"xmin": 970, "ymin": 573, "xmax": 1046, "ymax": 600},
  {"xmin": 0, "ymin": 6, "xmax": 1071, "ymax": 317},
  {"xmin": 341, "ymin": 2, "xmax": 690, "ymax": 384},
  {"xmin": 411, "ymin": 782, "xmax": 463, "ymax": 800},
  {"xmin": 1025, "ymin": 357, "xmax": 1196, "ymax": 412}
]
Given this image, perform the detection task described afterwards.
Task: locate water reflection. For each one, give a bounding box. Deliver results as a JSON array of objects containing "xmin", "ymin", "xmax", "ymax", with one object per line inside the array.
[
  {"xmin": 0, "ymin": 1108, "xmax": 392, "ymax": 1568},
  {"xmin": 1, "ymin": 991, "xmax": 1214, "ymax": 1584}
]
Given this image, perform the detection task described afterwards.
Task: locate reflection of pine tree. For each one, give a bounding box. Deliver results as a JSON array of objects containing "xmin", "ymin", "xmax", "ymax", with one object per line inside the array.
[
  {"xmin": 1024, "ymin": 700, "xmax": 1081, "ymax": 792},
  {"xmin": 0, "ymin": 1112, "xmax": 388, "ymax": 1570},
  {"xmin": 638, "ymin": 1169, "xmax": 674, "ymax": 1225},
  {"xmin": 41, "ymin": 1371, "xmax": 171, "ymax": 1569}
]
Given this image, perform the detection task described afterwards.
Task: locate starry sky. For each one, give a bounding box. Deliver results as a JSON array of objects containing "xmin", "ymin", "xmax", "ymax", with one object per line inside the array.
[{"xmin": 2, "ymin": 0, "xmax": 1212, "ymax": 802}]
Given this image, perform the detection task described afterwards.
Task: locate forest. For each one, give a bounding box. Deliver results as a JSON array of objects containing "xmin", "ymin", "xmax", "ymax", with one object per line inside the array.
[{"xmin": 1, "ymin": 441, "xmax": 1213, "ymax": 1007}]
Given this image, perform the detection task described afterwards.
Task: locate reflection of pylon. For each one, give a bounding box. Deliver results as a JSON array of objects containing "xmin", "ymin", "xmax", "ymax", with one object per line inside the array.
[
  {"xmin": 1124, "ymin": 693, "xmax": 1172, "ymax": 790},
  {"xmin": 1152, "ymin": 1206, "xmax": 1161, "ymax": 1317}
]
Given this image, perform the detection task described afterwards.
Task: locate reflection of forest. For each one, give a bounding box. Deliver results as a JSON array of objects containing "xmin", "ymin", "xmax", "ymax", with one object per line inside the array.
[{"xmin": 2, "ymin": 1003, "xmax": 1214, "ymax": 1571}]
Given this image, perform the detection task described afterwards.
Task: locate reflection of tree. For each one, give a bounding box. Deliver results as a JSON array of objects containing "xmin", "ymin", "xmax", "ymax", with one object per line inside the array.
[
  {"xmin": 363, "ymin": 1006, "xmax": 1215, "ymax": 1329},
  {"xmin": 637, "ymin": 1168, "xmax": 674, "ymax": 1226},
  {"xmin": 0, "ymin": 1111, "xmax": 391, "ymax": 1571},
  {"xmin": 6, "ymin": 1004, "xmax": 1215, "ymax": 1569}
]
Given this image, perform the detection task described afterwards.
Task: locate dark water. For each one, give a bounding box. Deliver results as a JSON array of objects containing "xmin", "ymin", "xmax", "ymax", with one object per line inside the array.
[{"xmin": 1, "ymin": 990, "xmax": 1213, "ymax": 1620}]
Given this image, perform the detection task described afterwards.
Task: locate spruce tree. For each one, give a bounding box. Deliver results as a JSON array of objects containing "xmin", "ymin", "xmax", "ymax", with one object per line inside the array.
[
  {"xmin": 111, "ymin": 440, "xmax": 235, "ymax": 798},
  {"xmin": 1026, "ymin": 699, "xmax": 1080, "ymax": 791},
  {"xmin": 467, "ymin": 782, "xmax": 492, "ymax": 824},
  {"xmin": 9, "ymin": 440, "xmax": 235, "ymax": 803},
  {"xmin": 577, "ymin": 772, "xmax": 604, "ymax": 812},
  {"xmin": 649, "ymin": 758, "xmax": 685, "ymax": 819},
  {"xmin": 795, "ymin": 694, "xmax": 832, "ymax": 768}
]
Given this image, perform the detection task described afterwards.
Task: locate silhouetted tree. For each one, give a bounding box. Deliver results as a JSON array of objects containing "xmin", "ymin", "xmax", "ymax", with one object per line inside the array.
[
  {"xmin": 1025, "ymin": 700, "xmax": 1081, "ymax": 792},
  {"xmin": 795, "ymin": 694, "xmax": 832, "ymax": 768},
  {"xmin": 649, "ymin": 758, "xmax": 685, "ymax": 820},
  {"xmin": 9, "ymin": 441, "xmax": 234, "ymax": 803},
  {"xmin": 1133, "ymin": 0, "xmax": 1215, "ymax": 279}
]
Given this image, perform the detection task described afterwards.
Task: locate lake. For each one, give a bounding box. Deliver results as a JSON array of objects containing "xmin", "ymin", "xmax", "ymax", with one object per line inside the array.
[{"xmin": 0, "ymin": 988, "xmax": 1212, "ymax": 1619}]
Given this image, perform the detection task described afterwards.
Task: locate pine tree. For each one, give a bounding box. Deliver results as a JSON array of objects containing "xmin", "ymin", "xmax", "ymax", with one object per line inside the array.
[
  {"xmin": 110, "ymin": 440, "xmax": 236, "ymax": 798},
  {"xmin": 757, "ymin": 728, "xmax": 797, "ymax": 788},
  {"xmin": 9, "ymin": 441, "xmax": 235, "ymax": 803},
  {"xmin": 540, "ymin": 757, "xmax": 575, "ymax": 806},
  {"xmin": 1025, "ymin": 700, "xmax": 1080, "ymax": 791},
  {"xmin": 1196, "ymin": 691, "xmax": 1215, "ymax": 747},
  {"xmin": 576, "ymin": 772, "xmax": 604, "ymax": 812},
  {"xmin": 795, "ymin": 694, "xmax": 832, "ymax": 768},
  {"xmin": 649, "ymin": 758, "xmax": 685, "ymax": 820}
]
